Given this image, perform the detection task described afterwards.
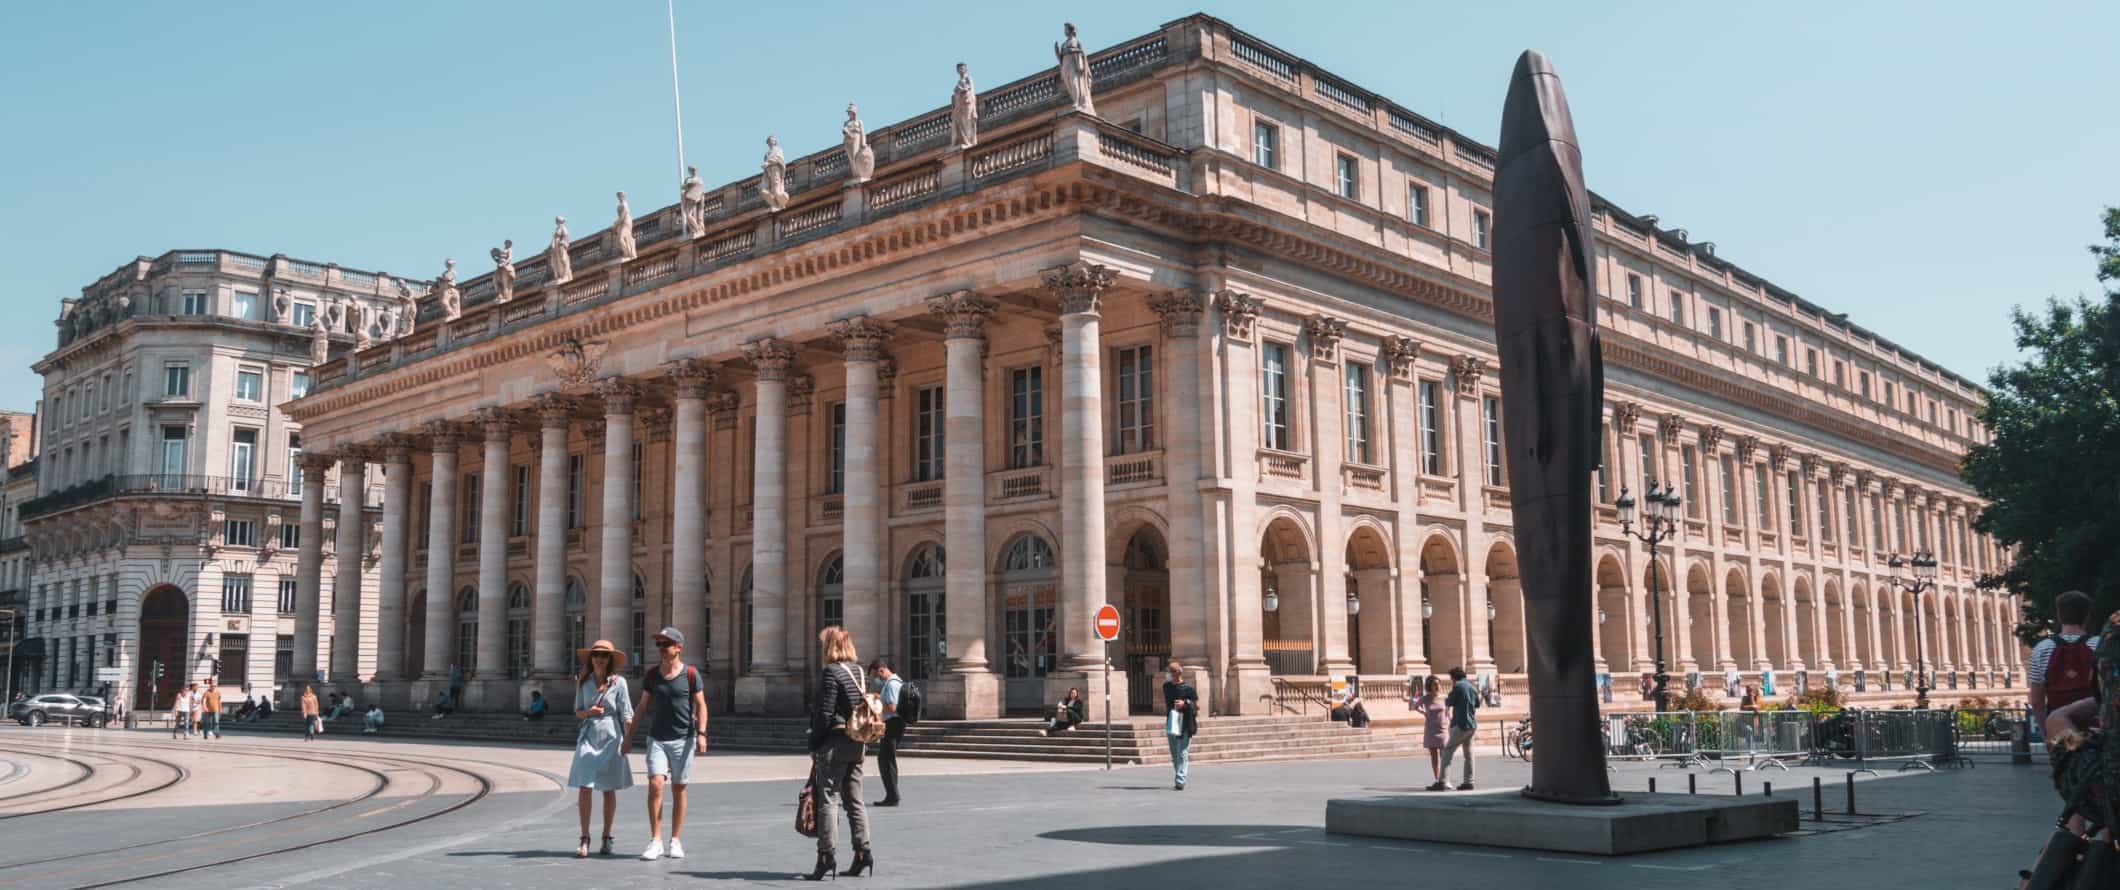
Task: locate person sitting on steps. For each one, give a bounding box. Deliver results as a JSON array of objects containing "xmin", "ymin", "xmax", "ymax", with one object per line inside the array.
[{"xmin": 1045, "ymin": 688, "xmax": 1086, "ymax": 736}]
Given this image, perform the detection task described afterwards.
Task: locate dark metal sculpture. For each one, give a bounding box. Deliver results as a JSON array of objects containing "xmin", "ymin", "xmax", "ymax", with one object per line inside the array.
[{"xmin": 1492, "ymin": 50, "xmax": 1615, "ymax": 805}]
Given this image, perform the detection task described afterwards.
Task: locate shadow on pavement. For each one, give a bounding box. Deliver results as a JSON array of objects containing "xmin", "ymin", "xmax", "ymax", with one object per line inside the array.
[
  {"xmin": 446, "ymin": 850, "xmax": 585, "ymax": 860},
  {"xmin": 674, "ymin": 869, "xmax": 813, "ymax": 881},
  {"xmin": 1039, "ymin": 824, "xmax": 1315, "ymax": 848}
]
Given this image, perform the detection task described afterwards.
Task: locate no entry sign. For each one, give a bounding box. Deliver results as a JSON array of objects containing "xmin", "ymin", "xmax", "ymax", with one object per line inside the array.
[{"xmin": 1094, "ymin": 603, "xmax": 1122, "ymax": 642}]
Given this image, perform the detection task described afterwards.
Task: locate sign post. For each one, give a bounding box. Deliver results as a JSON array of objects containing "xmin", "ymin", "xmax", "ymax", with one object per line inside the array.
[{"xmin": 1094, "ymin": 604, "xmax": 1122, "ymax": 771}]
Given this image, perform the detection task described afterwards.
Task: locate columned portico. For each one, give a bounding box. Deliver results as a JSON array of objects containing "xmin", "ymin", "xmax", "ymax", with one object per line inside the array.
[
  {"xmin": 1046, "ymin": 262, "xmax": 1128, "ymax": 716},
  {"xmin": 332, "ymin": 452, "xmax": 368, "ymax": 683},
  {"xmin": 532, "ymin": 396, "xmax": 572, "ymax": 681},
  {"xmin": 473, "ymin": 410, "xmax": 513, "ymax": 708},
  {"xmin": 292, "ymin": 452, "xmax": 330, "ymax": 688},
  {"xmin": 928, "ymin": 291, "xmax": 999, "ymax": 718},
  {"xmin": 420, "ymin": 423, "xmax": 459, "ymax": 684},
  {"xmin": 736, "ymin": 338, "xmax": 801, "ymax": 714},
  {"xmin": 596, "ymin": 380, "xmax": 637, "ymax": 646},
  {"xmin": 829, "ymin": 318, "xmax": 887, "ymax": 664},
  {"xmin": 666, "ymin": 361, "xmax": 712, "ymax": 679},
  {"xmin": 375, "ymin": 438, "xmax": 412, "ymax": 685}
]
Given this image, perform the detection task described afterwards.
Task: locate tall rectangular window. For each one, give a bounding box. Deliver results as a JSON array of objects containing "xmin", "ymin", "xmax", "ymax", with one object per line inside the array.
[
  {"xmin": 1870, "ymin": 496, "xmax": 1883, "ymax": 552},
  {"xmin": 232, "ymin": 289, "xmax": 258, "ymax": 321},
  {"xmin": 1114, "ymin": 345, "xmax": 1154, "ymax": 454},
  {"xmin": 1638, "ymin": 434, "xmax": 1657, "ymax": 489},
  {"xmin": 461, "ymin": 472, "xmax": 480, "ymax": 543},
  {"xmin": 1252, "ymin": 120, "xmax": 1278, "ymax": 168},
  {"xmin": 1344, "ymin": 362, "xmax": 1371, "ymax": 464},
  {"xmin": 1261, "ymin": 343, "xmax": 1291, "ymax": 451},
  {"xmin": 1755, "ymin": 463, "xmax": 1771, "ymax": 529},
  {"xmin": 287, "ymin": 432, "xmax": 303, "ymax": 496},
  {"xmin": 278, "ymin": 577, "xmax": 298, "ymax": 614},
  {"xmin": 566, "ymin": 454, "xmax": 584, "ymax": 529},
  {"xmin": 1008, "ymin": 367, "xmax": 1044, "ymax": 469},
  {"xmin": 1626, "ymin": 274, "xmax": 1643, "ymax": 308},
  {"xmin": 235, "ymin": 367, "xmax": 263, "ymax": 402},
  {"xmin": 1669, "ymin": 293, "xmax": 1685, "ymax": 326},
  {"xmin": 290, "ymin": 302, "xmax": 315, "ymax": 328},
  {"xmin": 1473, "ymin": 209, "xmax": 1491, "ymax": 249},
  {"xmin": 1596, "ymin": 424, "xmax": 1610, "ymax": 502},
  {"xmin": 1417, "ymin": 380, "xmax": 1442, "ymax": 474},
  {"xmin": 1806, "ymin": 348, "xmax": 1820, "ymax": 377},
  {"xmin": 913, "ymin": 385, "xmax": 945, "ymax": 482},
  {"xmin": 1482, "ymin": 396, "xmax": 1504, "ymax": 487},
  {"xmin": 221, "ymin": 574, "xmax": 252, "ymax": 613},
  {"xmin": 229, "ymin": 428, "xmax": 257, "ymax": 492},
  {"xmin": 1408, "ymin": 183, "xmax": 1430, "ymax": 227},
  {"xmin": 181, "ymin": 290, "xmax": 208, "ymax": 315},
  {"xmin": 631, "ymin": 442, "xmax": 643, "ymax": 520},
  {"xmin": 161, "ymin": 425, "xmax": 186, "ymax": 479},
  {"xmin": 1775, "ymin": 335, "xmax": 1790, "ymax": 366},
  {"xmin": 224, "ymin": 519, "xmax": 256, "ymax": 547},
  {"xmin": 1833, "ymin": 361, "xmax": 1846, "ymax": 389},
  {"xmin": 1743, "ymin": 322, "xmax": 1757, "ymax": 353},
  {"xmin": 163, "ymin": 362, "xmax": 190, "ymax": 397},
  {"xmin": 1680, "ymin": 446, "xmax": 1699, "ymax": 517},
  {"xmin": 1817, "ymin": 480, "xmax": 1834, "ymax": 542},
  {"xmin": 512, "ymin": 464, "xmax": 530, "ymax": 536},
  {"xmin": 290, "ymin": 371, "xmax": 311, "ymax": 399},
  {"xmin": 1335, "ymin": 153, "xmax": 1358, "ymax": 199},
  {"xmin": 280, "ymin": 520, "xmax": 300, "ymax": 550},
  {"xmin": 826, "ymin": 401, "xmax": 847, "ymax": 494},
  {"xmin": 1786, "ymin": 470, "xmax": 1802, "ymax": 535},
  {"xmin": 1859, "ymin": 371, "xmax": 1872, "ymax": 399},
  {"xmin": 1707, "ymin": 306, "xmax": 1723, "ymax": 339},
  {"xmin": 1720, "ymin": 456, "xmax": 1737, "ymax": 524}
]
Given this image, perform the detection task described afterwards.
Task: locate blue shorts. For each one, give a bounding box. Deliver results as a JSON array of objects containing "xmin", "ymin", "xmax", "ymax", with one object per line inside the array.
[{"xmin": 645, "ymin": 737, "xmax": 695, "ymax": 784}]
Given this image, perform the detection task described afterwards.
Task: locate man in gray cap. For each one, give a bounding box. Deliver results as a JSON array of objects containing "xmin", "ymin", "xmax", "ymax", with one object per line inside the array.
[{"xmin": 625, "ymin": 626, "xmax": 708, "ymax": 861}]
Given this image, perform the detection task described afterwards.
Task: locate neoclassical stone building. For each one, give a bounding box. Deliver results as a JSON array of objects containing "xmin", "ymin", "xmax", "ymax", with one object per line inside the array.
[{"xmin": 285, "ymin": 15, "xmax": 2019, "ymax": 718}]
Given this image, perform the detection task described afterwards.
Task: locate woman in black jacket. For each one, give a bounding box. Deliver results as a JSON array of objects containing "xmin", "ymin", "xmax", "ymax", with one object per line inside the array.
[
  {"xmin": 1163, "ymin": 660, "xmax": 1199, "ymax": 790},
  {"xmin": 805, "ymin": 625, "xmax": 873, "ymax": 881}
]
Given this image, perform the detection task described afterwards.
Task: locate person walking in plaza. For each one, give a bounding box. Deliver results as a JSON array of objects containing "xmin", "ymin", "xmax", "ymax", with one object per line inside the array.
[
  {"xmin": 870, "ymin": 658, "xmax": 905, "ymax": 807},
  {"xmin": 2029, "ymin": 590, "xmax": 2100, "ymax": 729},
  {"xmin": 1430, "ymin": 667, "xmax": 1478, "ymax": 791},
  {"xmin": 200, "ymin": 679, "xmax": 223, "ymax": 739},
  {"xmin": 567, "ymin": 640, "xmax": 634, "ymax": 859},
  {"xmin": 1163, "ymin": 659, "xmax": 1199, "ymax": 791},
  {"xmin": 1413, "ymin": 675, "xmax": 1447, "ymax": 785},
  {"xmin": 182, "ymin": 682, "xmax": 201, "ymax": 738},
  {"xmin": 627, "ymin": 627, "xmax": 707, "ymax": 861},
  {"xmin": 300, "ymin": 685, "xmax": 322, "ymax": 741},
  {"xmin": 168, "ymin": 692, "xmax": 187, "ymax": 739},
  {"xmin": 804, "ymin": 626, "xmax": 874, "ymax": 881}
]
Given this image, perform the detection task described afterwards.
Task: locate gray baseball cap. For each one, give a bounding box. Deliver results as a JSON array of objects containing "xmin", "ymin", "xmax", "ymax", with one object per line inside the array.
[{"xmin": 655, "ymin": 627, "xmax": 684, "ymax": 648}]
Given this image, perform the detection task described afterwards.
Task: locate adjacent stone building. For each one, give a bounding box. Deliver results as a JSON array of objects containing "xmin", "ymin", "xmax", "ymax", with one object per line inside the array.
[
  {"xmin": 18, "ymin": 251, "xmax": 399, "ymax": 708},
  {"xmin": 203, "ymin": 15, "xmax": 2023, "ymax": 718}
]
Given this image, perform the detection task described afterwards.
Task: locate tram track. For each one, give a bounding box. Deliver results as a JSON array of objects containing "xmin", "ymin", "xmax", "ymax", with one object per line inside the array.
[
  {"xmin": 0, "ymin": 751, "xmax": 92, "ymax": 802},
  {"xmin": 0, "ymin": 746, "xmax": 182, "ymax": 820}
]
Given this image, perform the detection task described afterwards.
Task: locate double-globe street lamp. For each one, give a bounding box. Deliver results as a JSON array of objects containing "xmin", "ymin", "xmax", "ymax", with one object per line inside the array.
[
  {"xmin": 1888, "ymin": 552, "xmax": 1938, "ymax": 709},
  {"xmin": 1617, "ymin": 480, "xmax": 1682, "ymax": 713}
]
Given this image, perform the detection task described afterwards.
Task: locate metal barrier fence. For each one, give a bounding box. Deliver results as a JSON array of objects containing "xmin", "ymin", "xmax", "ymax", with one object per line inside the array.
[
  {"xmin": 1809, "ymin": 708, "xmax": 1964, "ymax": 771},
  {"xmin": 1703, "ymin": 710, "xmax": 1816, "ymax": 772},
  {"xmin": 1950, "ymin": 706, "xmax": 2028, "ymax": 760},
  {"xmin": 1599, "ymin": 712, "xmax": 1711, "ymax": 768},
  {"xmin": 1587, "ymin": 707, "xmax": 1978, "ymax": 772}
]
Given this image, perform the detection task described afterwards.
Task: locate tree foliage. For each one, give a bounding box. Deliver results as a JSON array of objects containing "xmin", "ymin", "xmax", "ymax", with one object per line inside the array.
[{"xmin": 1963, "ymin": 208, "xmax": 2120, "ymax": 644}]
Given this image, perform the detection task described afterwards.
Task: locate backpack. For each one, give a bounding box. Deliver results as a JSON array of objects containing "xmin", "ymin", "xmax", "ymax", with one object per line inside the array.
[
  {"xmin": 2046, "ymin": 636, "xmax": 2099, "ymax": 712},
  {"xmin": 897, "ymin": 680, "xmax": 924, "ymax": 725},
  {"xmin": 841, "ymin": 665, "xmax": 887, "ymax": 744}
]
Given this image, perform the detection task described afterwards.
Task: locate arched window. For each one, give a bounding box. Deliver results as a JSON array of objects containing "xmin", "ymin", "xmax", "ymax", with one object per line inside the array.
[
  {"xmin": 563, "ymin": 578, "xmax": 587, "ymax": 670},
  {"xmin": 818, "ymin": 554, "xmax": 845, "ymax": 631},
  {"xmin": 455, "ymin": 586, "xmax": 478, "ymax": 675},
  {"xmin": 905, "ymin": 544, "xmax": 946, "ymax": 680},
  {"xmin": 998, "ymin": 536, "xmax": 1056, "ymax": 705},
  {"xmin": 739, "ymin": 565, "xmax": 755, "ymax": 672},
  {"xmin": 1002, "ymin": 536, "xmax": 1054, "ymax": 572},
  {"xmin": 506, "ymin": 583, "xmax": 532, "ymax": 679},
  {"xmin": 631, "ymin": 573, "xmax": 648, "ymax": 671}
]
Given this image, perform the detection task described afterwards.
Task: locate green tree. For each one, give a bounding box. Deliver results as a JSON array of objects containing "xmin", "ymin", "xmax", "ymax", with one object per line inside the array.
[{"xmin": 1964, "ymin": 208, "xmax": 2120, "ymax": 643}]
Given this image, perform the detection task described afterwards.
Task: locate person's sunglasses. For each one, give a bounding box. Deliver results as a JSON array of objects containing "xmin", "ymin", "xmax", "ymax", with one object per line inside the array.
[
  {"xmin": 655, "ymin": 640, "xmax": 677, "ymax": 649},
  {"xmin": 591, "ymin": 651, "xmax": 612, "ymax": 658}
]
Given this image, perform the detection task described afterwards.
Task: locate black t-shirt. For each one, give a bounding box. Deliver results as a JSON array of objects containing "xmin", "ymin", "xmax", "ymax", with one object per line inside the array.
[{"xmin": 643, "ymin": 662, "xmax": 702, "ymax": 742}]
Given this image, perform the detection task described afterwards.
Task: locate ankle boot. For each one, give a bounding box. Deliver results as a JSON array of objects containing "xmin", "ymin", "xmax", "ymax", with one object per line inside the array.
[
  {"xmin": 802, "ymin": 851, "xmax": 838, "ymax": 881},
  {"xmin": 844, "ymin": 848, "xmax": 875, "ymax": 877}
]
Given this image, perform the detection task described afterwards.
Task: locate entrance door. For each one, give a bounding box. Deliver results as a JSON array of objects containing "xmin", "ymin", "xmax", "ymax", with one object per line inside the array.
[
  {"xmin": 1002, "ymin": 585, "xmax": 1055, "ymax": 712},
  {"xmin": 135, "ymin": 586, "xmax": 189, "ymax": 711}
]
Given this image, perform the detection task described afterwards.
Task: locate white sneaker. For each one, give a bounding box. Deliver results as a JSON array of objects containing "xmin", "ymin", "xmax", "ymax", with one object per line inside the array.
[
  {"xmin": 665, "ymin": 838, "xmax": 685, "ymax": 859},
  {"xmin": 640, "ymin": 838, "xmax": 664, "ymax": 861}
]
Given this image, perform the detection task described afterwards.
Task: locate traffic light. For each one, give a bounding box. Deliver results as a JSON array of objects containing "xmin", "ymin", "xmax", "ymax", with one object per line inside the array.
[{"xmin": 151, "ymin": 660, "xmax": 164, "ymax": 680}]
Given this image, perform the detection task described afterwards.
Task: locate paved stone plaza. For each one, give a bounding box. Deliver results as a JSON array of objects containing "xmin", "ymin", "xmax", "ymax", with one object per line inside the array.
[{"xmin": 0, "ymin": 722, "xmax": 2057, "ymax": 888}]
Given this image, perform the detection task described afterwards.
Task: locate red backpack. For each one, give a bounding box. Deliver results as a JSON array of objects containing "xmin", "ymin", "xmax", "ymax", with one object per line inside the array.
[{"xmin": 2045, "ymin": 636, "xmax": 2098, "ymax": 711}]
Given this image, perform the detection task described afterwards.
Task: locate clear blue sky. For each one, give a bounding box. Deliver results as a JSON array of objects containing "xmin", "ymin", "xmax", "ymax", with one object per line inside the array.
[{"xmin": 2, "ymin": 1, "xmax": 2113, "ymax": 410}]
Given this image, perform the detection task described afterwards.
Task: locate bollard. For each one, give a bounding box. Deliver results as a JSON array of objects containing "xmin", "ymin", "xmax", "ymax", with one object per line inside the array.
[
  {"xmin": 1764, "ymin": 781, "xmax": 1773, "ymax": 797},
  {"xmin": 1735, "ymin": 774, "xmax": 1744, "ymax": 796},
  {"xmin": 2012, "ymin": 716, "xmax": 2033, "ymax": 765},
  {"xmin": 1688, "ymin": 773, "xmax": 1697, "ymax": 795},
  {"xmin": 1648, "ymin": 777, "xmax": 1657, "ymax": 794},
  {"xmin": 1813, "ymin": 776, "xmax": 1824, "ymax": 821},
  {"xmin": 1846, "ymin": 771, "xmax": 1857, "ymax": 815}
]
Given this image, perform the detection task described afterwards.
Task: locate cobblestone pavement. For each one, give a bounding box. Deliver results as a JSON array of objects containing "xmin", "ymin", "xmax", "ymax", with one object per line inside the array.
[{"xmin": 0, "ymin": 723, "xmax": 2053, "ymax": 888}]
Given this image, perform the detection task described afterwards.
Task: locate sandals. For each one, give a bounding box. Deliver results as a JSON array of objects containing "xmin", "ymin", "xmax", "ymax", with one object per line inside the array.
[{"xmin": 575, "ymin": 835, "xmax": 590, "ymax": 859}]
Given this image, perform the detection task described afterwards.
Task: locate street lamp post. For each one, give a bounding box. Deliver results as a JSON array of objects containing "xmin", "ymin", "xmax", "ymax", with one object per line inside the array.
[
  {"xmin": 1888, "ymin": 552, "xmax": 1938, "ymax": 709},
  {"xmin": 1617, "ymin": 480, "xmax": 1682, "ymax": 713}
]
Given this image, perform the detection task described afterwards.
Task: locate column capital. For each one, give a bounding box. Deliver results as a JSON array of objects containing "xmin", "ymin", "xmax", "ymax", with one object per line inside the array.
[
  {"xmin": 1697, "ymin": 423, "xmax": 1725, "ymax": 453},
  {"xmin": 828, "ymin": 315, "xmax": 893, "ymax": 361},
  {"xmin": 925, "ymin": 291, "xmax": 996, "ymax": 340},
  {"xmin": 378, "ymin": 432, "xmax": 415, "ymax": 464},
  {"xmin": 707, "ymin": 391, "xmax": 741, "ymax": 430},
  {"xmin": 1148, "ymin": 290, "xmax": 1205, "ymax": 337},
  {"xmin": 595, "ymin": 377, "xmax": 640, "ymax": 414},
  {"xmin": 1801, "ymin": 452, "xmax": 1826, "ymax": 479},
  {"xmin": 297, "ymin": 451, "xmax": 337, "ymax": 473},
  {"xmin": 664, "ymin": 359, "xmax": 717, "ymax": 399},
  {"xmin": 1043, "ymin": 325, "xmax": 1063, "ymax": 365},
  {"xmin": 641, "ymin": 409, "xmax": 673, "ymax": 443},
  {"xmin": 1657, "ymin": 411, "xmax": 1686, "ymax": 440},
  {"xmin": 535, "ymin": 392, "xmax": 577, "ymax": 429},
  {"xmin": 1855, "ymin": 469, "xmax": 1878, "ymax": 493},
  {"xmin": 1610, "ymin": 400, "xmax": 1642, "ymax": 433},
  {"xmin": 1733, "ymin": 434, "xmax": 1759, "ymax": 463},
  {"xmin": 787, "ymin": 374, "xmax": 816, "ymax": 414},
  {"xmin": 1448, "ymin": 354, "xmax": 1486, "ymax": 398},
  {"xmin": 742, "ymin": 338, "xmax": 798, "ymax": 381},
  {"xmin": 476, "ymin": 407, "xmax": 515, "ymax": 442},
  {"xmin": 1766, "ymin": 444, "xmax": 1790, "ymax": 472},
  {"xmin": 1305, "ymin": 315, "xmax": 1347, "ymax": 364},
  {"xmin": 1041, "ymin": 261, "xmax": 1118, "ymax": 316},
  {"xmin": 1211, "ymin": 289, "xmax": 1261, "ymax": 340},
  {"xmin": 1828, "ymin": 461, "xmax": 1851, "ymax": 486},
  {"xmin": 338, "ymin": 442, "xmax": 377, "ymax": 465},
  {"xmin": 1382, "ymin": 335, "xmax": 1421, "ymax": 381},
  {"xmin": 875, "ymin": 357, "xmax": 898, "ymax": 392},
  {"xmin": 423, "ymin": 420, "xmax": 462, "ymax": 452}
]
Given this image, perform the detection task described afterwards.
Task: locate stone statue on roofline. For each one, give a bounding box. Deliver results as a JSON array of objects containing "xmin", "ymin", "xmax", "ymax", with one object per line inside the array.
[
  {"xmin": 547, "ymin": 217, "xmax": 573, "ymax": 285},
  {"xmin": 950, "ymin": 62, "xmax": 979, "ymax": 150},
  {"xmin": 760, "ymin": 136, "xmax": 790, "ymax": 212},
  {"xmin": 394, "ymin": 279, "xmax": 417, "ymax": 336},
  {"xmin": 614, "ymin": 191, "xmax": 638, "ymax": 259},
  {"xmin": 842, "ymin": 102, "xmax": 875, "ymax": 183},
  {"xmin": 680, "ymin": 167, "xmax": 708, "ymax": 238},
  {"xmin": 1054, "ymin": 22, "xmax": 1094, "ymax": 115},
  {"xmin": 351, "ymin": 302, "xmax": 372, "ymax": 350},
  {"xmin": 438, "ymin": 258, "xmax": 461, "ymax": 322},
  {"xmin": 491, "ymin": 239, "xmax": 516, "ymax": 304},
  {"xmin": 308, "ymin": 316, "xmax": 329, "ymax": 364}
]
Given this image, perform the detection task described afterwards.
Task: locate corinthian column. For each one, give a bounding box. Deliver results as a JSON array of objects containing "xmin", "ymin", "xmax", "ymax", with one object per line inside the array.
[
  {"xmin": 332, "ymin": 451, "xmax": 368, "ymax": 682},
  {"xmin": 597, "ymin": 379, "xmax": 638, "ymax": 647},
  {"xmin": 1150, "ymin": 290, "xmax": 1212, "ymax": 707},
  {"xmin": 474, "ymin": 410, "xmax": 513, "ymax": 706},
  {"xmin": 376, "ymin": 437, "xmax": 411, "ymax": 682},
  {"xmin": 292, "ymin": 452, "xmax": 331, "ymax": 686},
  {"xmin": 736, "ymin": 338, "xmax": 798, "ymax": 714},
  {"xmin": 533, "ymin": 396, "xmax": 572, "ymax": 678},
  {"xmin": 1045, "ymin": 262, "xmax": 1127, "ymax": 713},
  {"xmin": 666, "ymin": 361, "xmax": 713, "ymax": 674},
  {"xmin": 422, "ymin": 422, "xmax": 460, "ymax": 681},
  {"xmin": 828, "ymin": 317, "xmax": 888, "ymax": 659},
  {"xmin": 927, "ymin": 291, "xmax": 997, "ymax": 718}
]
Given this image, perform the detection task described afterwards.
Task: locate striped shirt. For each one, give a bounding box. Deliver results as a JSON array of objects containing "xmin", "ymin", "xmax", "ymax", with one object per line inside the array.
[{"xmin": 2027, "ymin": 633, "xmax": 2100, "ymax": 685}]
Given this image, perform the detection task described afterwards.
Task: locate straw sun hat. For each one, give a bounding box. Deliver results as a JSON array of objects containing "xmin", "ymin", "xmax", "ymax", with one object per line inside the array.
[{"xmin": 576, "ymin": 639, "xmax": 627, "ymax": 673}]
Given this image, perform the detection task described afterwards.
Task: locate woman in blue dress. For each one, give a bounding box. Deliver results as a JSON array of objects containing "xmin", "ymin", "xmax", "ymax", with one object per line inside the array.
[{"xmin": 568, "ymin": 639, "xmax": 633, "ymax": 858}]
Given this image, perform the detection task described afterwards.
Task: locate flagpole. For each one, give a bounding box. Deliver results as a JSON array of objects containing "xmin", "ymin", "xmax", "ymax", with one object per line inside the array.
[{"xmin": 665, "ymin": 0, "xmax": 686, "ymax": 181}]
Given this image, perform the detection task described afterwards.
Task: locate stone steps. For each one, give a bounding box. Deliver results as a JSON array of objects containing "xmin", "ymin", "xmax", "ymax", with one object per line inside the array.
[{"xmin": 224, "ymin": 714, "xmax": 809, "ymax": 751}]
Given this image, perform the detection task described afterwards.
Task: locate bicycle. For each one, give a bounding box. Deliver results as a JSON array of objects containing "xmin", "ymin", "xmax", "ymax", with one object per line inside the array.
[{"xmin": 1505, "ymin": 716, "xmax": 1533, "ymax": 761}]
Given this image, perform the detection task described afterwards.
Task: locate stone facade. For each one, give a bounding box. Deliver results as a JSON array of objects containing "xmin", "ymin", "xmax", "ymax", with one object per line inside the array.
[
  {"xmin": 18, "ymin": 250, "xmax": 396, "ymax": 709},
  {"xmin": 264, "ymin": 15, "xmax": 2017, "ymax": 717}
]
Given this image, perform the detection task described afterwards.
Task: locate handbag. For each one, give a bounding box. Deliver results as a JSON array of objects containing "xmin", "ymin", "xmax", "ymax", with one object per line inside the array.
[
  {"xmin": 2070, "ymin": 840, "xmax": 2116, "ymax": 890},
  {"xmin": 842, "ymin": 665, "xmax": 887, "ymax": 745},
  {"xmin": 2021, "ymin": 827, "xmax": 2086, "ymax": 890},
  {"xmin": 795, "ymin": 778, "xmax": 819, "ymax": 838},
  {"xmin": 1165, "ymin": 709, "xmax": 1183, "ymax": 737}
]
